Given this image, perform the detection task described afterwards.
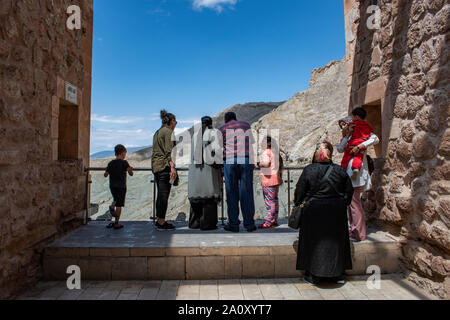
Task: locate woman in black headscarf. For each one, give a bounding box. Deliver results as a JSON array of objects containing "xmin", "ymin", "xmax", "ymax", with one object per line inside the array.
[
  {"xmin": 294, "ymin": 141, "xmax": 354, "ymax": 284},
  {"xmin": 187, "ymin": 116, "xmax": 223, "ymax": 230}
]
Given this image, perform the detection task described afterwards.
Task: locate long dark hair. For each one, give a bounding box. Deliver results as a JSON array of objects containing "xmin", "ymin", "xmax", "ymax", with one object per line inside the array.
[{"xmin": 160, "ymin": 109, "xmax": 176, "ymax": 126}]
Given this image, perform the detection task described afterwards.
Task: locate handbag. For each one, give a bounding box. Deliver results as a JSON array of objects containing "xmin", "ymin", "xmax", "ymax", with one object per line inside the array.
[{"xmin": 288, "ymin": 165, "xmax": 334, "ymax": 229}]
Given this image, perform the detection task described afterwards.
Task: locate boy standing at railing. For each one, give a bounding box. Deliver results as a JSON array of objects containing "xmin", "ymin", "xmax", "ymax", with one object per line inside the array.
[{"xmin": 104, "ymin": 144, "xmax": 134, "ymax": 229}]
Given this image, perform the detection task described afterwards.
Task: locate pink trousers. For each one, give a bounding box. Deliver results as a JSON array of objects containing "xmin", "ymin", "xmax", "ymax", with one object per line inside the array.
[{"xmin": 348, "ymin": 186, "xmax": 367, "ymax": 241}]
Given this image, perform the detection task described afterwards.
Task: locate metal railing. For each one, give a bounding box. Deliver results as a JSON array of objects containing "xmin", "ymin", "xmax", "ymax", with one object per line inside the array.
[{"xmin": 84, "ymin": 166, "xmax": 306, "ymax": 225}]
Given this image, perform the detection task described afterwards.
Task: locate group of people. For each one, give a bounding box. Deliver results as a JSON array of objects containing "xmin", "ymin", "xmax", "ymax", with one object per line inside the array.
[
  {"xmin": 147, "ymin": 110, "xmax": 283, "ymax": 232},
  {"xmin": 104, "ymin": 106, "xmax": 379, "ymax": 285}
]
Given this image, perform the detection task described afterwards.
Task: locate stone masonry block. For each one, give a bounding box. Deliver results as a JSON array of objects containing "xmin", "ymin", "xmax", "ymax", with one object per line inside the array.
[
  {"xmin": 129, "ymin": 247, "xmax": 165, "ymax": 257},
  {"xmin": 347, "ymin": 253, "xmax": 367, "ymax": 276},
  {"xmin": 165, "ymin": 247, "xmax": 200, "ymax": 257},
  {"xmin": 186, "ymin": 256, "xmax": 225, "ymax": 280},
  {"xmin": 269, "ymin": 245, "xmax": 297, "ymax": 256},
  {"xmin": 148, "ymin": 257, "xmax": 185, "ymax": 280},
  {"xmin": 89, "ymin": 247, "xmax": 130, "ymax": 257},
  {"xmin": 78, "ymin": 257, "xmax": 112, "ymax": 280},
  {"xmin": 43, "ymin": 257, "xmax": 79, "ymax": 280},
  {"xmin": 238, "ymin": 246, "xmax": 270, "ymax": 256},
  {"xmin": 225, "ymin": 256, "xmax": 242, "ymax": 279},
  {"xmin": 45, "ymin": 247, "xmax": 89, "ymax": 257},
  {"xmin": 353, "ymin": 241, "xmax": 401, "ymax": 255},
  {"xmin": 365, "ymin": 251, "xmax": 401, "ymax": 274},
  {"xmin": 111, "ymin": 257, "xmax": 147, "ymax": 280},
  {"xmin": 199, "ymin": 246, "xmax": 240, "ymax": 256},
  {"xmin": 274, "ymin": 255, "xmax": 303, "ymax": 278},
  {"xmin": 242, "ymin": 256, "xmax": 275, "ymax": 278}
]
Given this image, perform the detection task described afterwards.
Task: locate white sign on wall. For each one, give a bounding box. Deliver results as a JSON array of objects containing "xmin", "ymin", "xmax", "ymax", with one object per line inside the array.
[{"xmin": 65, "ymin": 82, "xmax": 78, "ymax": 104}]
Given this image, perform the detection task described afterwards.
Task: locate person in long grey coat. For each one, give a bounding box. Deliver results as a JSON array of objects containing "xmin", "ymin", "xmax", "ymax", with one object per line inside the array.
[{"xmin": 188, "ymin": 116, "xmax": 223, "ymax": 230}]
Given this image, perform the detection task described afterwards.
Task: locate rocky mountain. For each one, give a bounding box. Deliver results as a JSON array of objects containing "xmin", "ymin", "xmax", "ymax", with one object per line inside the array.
[
  {"xmin": 253, "ymin": 58, "xmax": 348, "ymax": 165},
  {"xmin": 211, "ymin": 102, "xmax": 284, "ymax": 129}
]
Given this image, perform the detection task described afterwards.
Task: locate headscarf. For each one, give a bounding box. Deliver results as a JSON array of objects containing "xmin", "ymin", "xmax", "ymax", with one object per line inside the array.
[
  {"xmin": 194, "ymin": 116, "xmax": 213, "ymax": 165},
  {"xmin": 338, "ymin": 116, "xmax": 353, "ymax": 128},
  {"xmin": 201, "ymin": 116, "xmax": 213, "ymax": 134},
  {"xmin": 312, "ymin": 141, "xmax": 333, "ymax": 163}
]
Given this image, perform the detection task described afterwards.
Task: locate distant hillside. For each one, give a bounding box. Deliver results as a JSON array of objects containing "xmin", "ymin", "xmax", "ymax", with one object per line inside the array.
[
  {"xmin": 90, "ymin": 146, "xmax": 151, "ymax": 159},
  {"xmin": 211, "ymin": 101, "xmax": 284, "ymax": 129},
  {"xmin": 127, "ymin": 101, "xmax": 284, "ymax": 164}
]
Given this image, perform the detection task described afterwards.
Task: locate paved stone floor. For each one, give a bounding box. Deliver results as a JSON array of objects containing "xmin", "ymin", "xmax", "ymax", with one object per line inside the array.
[{"xmin": 18, "ymin": 274, "xmax": 436, "ymax": 300}]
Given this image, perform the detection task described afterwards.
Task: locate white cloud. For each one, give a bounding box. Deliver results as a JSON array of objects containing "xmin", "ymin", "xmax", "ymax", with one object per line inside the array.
[
  {"xmin": 192, "ymin": 0, "xmax": 238, "ymax": 12},
  {"xmin": 91, "ymin": 114, "xmax": 144, "ymax": 124},
  {"xmin": 174, "ymin": 126, "xmax": 193, "ymax": 135},
  {"xmin": 177, "ymin": 118, "xmax": 201, "ymax": 125},
  {"xmin": 90, "ymin": 115, "xmax": 202, "ymax": 153}
]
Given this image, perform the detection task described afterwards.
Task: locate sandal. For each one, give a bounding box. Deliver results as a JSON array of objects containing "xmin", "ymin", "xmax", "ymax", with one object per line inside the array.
[
  {"xmin": 258, "ymin": 222, "xmax": 274, "ymax": 229},
  {"xmin": 106, "ymin": 222, "xmax": 114, "ymax": 229},
  {"xmin": 113, "ymin": 224, "xmax": 124, "ymax": 230}
]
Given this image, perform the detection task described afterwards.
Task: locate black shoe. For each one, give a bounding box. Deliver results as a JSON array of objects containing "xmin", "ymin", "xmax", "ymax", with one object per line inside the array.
[
  {"xmin": 223, "ymin": 225, "xmax": 239, "ymax": 233},
  {"xmin": 335, "ymin": 274, "xmax": 346, "ymax": 284},
  {"xmin": 246, "ymin": 226, "xmax": 257, "ymax": 232},
  {"xmin": 304, "ymin": 272, "xmax": 318, "ymax": 285},
  {"xmin": 156, "ymin": 221, "xmax": 176, "ymax": 231}
]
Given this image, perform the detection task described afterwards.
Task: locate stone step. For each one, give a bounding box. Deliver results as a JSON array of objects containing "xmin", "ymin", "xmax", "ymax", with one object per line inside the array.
[{"xmin": 43, "ymin": 221, "xmax": 402, "ymax": 281}]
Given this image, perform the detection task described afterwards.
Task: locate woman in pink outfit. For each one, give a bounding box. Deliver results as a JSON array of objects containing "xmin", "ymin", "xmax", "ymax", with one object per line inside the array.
[{"xmin": 258, "ymin": 136, "xmax": 283, "ymax": 229}]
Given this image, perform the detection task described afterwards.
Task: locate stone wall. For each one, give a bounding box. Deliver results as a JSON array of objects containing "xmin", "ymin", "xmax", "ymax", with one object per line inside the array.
[
  {"xmin": 0, "ymin": 0, "xmax": 93, "ymax": 298},
  {"xmin": 344, "ymin": 0, "xmax": 449, "ymax": 299}
]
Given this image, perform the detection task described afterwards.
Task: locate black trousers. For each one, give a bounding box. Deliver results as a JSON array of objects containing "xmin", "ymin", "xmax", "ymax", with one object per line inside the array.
[
  {"xmin": 154, "ymin": 167, "xmax": 172, "ymax": 220},
  {"xmin": 189, "ymin": 199, "xmax": 218, "ymax": 230}
]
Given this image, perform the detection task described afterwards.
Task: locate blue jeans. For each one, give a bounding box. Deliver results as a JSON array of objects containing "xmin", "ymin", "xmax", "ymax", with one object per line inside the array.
[{"xmin": 224, "ymin": 162, "xmax": 256, "ymax": 230}]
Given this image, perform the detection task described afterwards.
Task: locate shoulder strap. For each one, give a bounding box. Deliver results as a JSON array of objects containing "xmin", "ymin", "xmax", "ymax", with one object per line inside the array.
[{"xmin": 303, "ymin": 165, "xmax": 333, "ymax": 204}]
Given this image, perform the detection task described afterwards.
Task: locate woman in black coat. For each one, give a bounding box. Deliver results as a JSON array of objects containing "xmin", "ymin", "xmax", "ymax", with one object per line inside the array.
[{"xmin": 294, "ymin": 141, "xmax": 354, "ymax": 284}]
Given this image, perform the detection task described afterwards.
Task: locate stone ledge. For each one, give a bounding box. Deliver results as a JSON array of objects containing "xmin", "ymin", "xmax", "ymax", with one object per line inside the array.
[
  {"xmin": 43, "ymin": 223, "xmax": 402, "ymax": 280},
  {"xmin": 43, "ymin": 249, "xmax": 401, "ymax": 281}
]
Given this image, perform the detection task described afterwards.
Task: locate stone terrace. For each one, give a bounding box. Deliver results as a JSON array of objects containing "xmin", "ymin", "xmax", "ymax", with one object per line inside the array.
[{"xmin": 43, "ymin": 221, "xmax": 402, "ymax": 281}]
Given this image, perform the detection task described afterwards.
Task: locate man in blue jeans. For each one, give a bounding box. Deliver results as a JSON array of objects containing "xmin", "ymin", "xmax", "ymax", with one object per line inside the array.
[{"xmin": 219, "ymin": 112, "xmax": 257, "ymax": 232}]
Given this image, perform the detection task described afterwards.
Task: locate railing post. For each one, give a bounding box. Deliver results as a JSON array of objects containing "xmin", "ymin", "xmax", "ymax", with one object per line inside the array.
[
  {"xmin": 84, "ymin": 168, "xmax": 91, "ymax": 225},
  {"xmin": 221, "ymin": 178, "xmax": 225, "ymax": 225},
  {"xmin": 152, "ymin": 179, "xmax": 156, "ymax": 222},
  {"xmin": 287, "ymin": 169, "xmax": 291, "ymax": 216}
]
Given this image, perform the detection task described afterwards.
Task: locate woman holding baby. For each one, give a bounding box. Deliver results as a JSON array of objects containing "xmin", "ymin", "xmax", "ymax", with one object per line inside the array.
[{"xmin": 337, "ymin": 107, "xmax": 380, "ymax": 242}]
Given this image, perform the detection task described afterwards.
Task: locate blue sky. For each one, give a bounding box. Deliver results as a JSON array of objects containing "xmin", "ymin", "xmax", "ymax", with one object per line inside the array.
[{"xmin": 90, "ymin": 0, "xmax": 346, "ymax": 154}]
